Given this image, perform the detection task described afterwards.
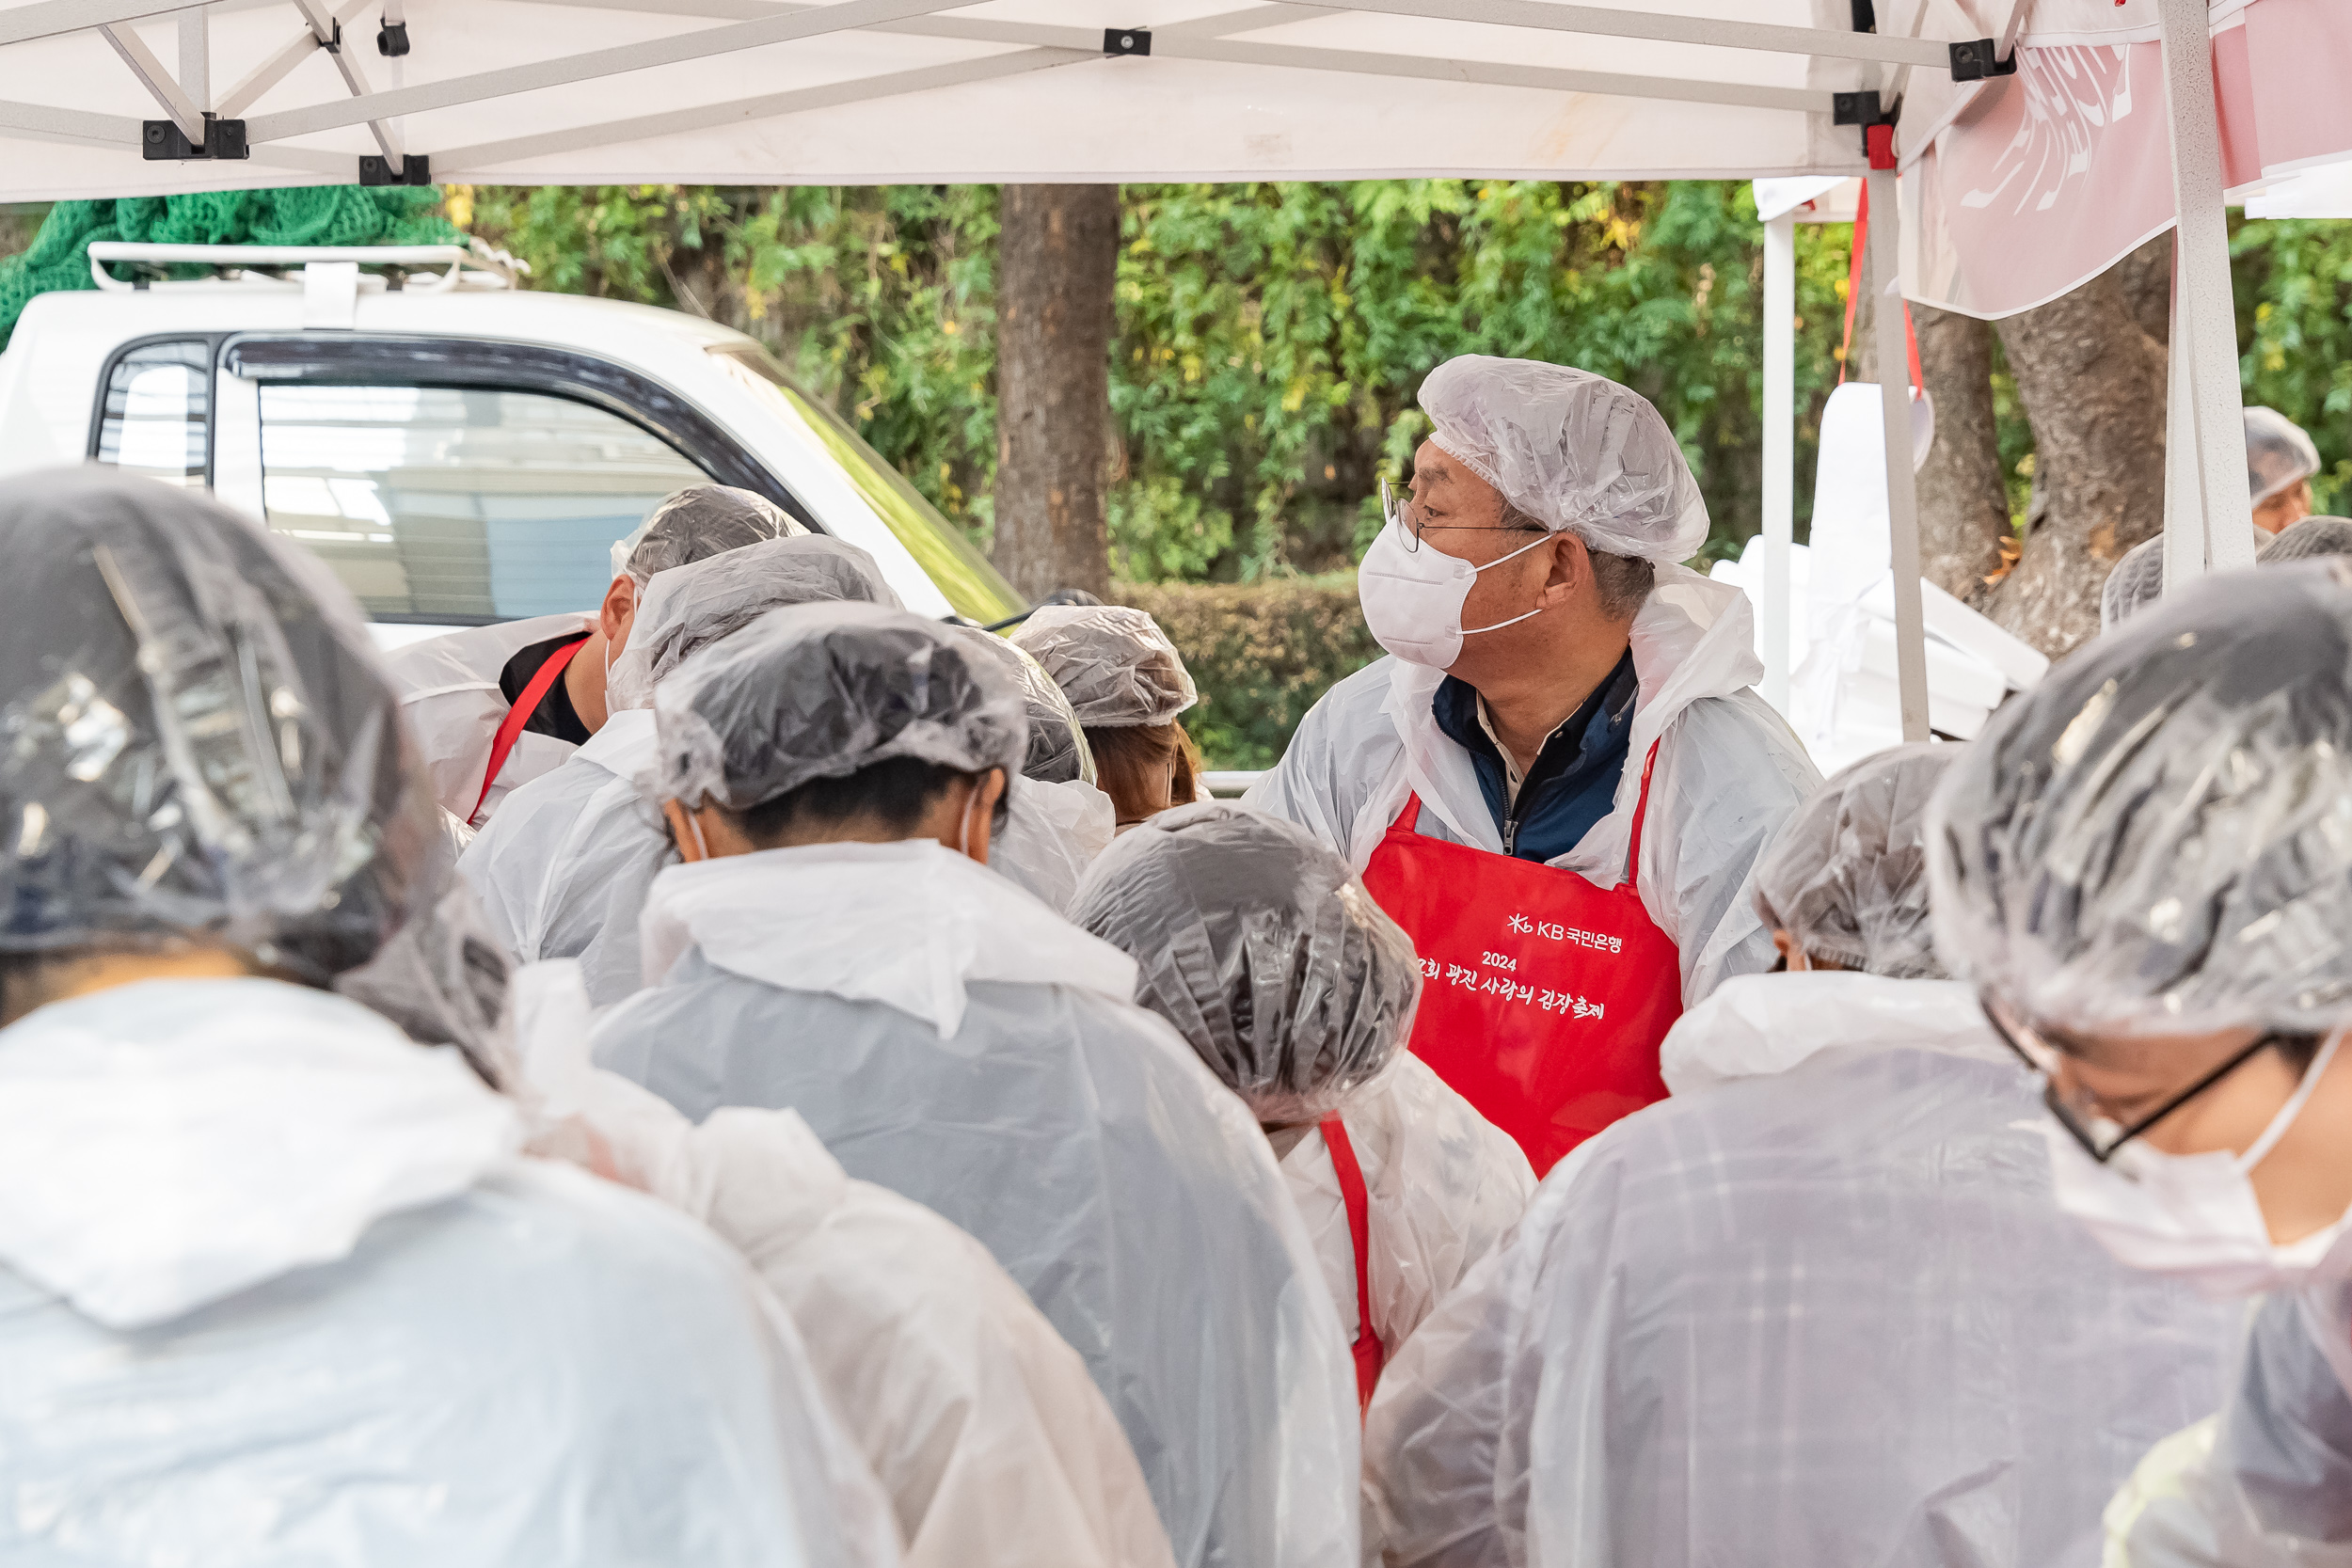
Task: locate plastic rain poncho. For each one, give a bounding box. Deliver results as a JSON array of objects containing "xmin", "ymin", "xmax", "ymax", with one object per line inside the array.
[
  {"xmin": 510, "ymin": 960, "xmax": 1178, "ymax": 1568},
  {"xmin": 460, "ymin": 538, "xmax": 900, "ymax": 1003},
  {"xmin": 2259, "ymin": 515, "xmax": 2352, "ymax": 565},
  {"xmin": 1363, "ymin": 969, "xmax": 2236, "ymax": 1568},
  {"xmin": 1415, "ymin": 355, "xmax": 1708, "ymax": 562},
  {"xmin": 1011, "ymin": 605, "xmax": 1199, "ymax": 728},
  {"xmin": 1929, "ymin": 561, "xmax": 2352, "ymax": 1039},
  {"xmin": 1246, "ymin": 565, "xmax": 1820, "ymax": 1002},
  {"xmin": 2104, "ymin": 1284, "xmax": 2352, "ymax": 1567},
  {"xmin": 0, "ymin": 469, "xmax": 895, "ymax": 1566},
  {"xmin": 1073, "ymin": 804, "xmax": 1534, "ymax": 1357},
  {"xmin": 960, "ymin": 625, "xmax": 1099, "ymax": 784},
  {"xmin": 596, "ymin": 612, "xmax": 1359, "ymax": 1568},
  {"xmin": 390, "ymin": 484, "xmax": 803, "ymax": 827},
  {"xmin": 1751, "ymin": 742, "xmax": 1956, "ymax": 980}
]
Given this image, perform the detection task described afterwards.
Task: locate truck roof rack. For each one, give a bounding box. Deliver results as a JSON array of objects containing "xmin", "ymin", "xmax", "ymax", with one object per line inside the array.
[{"xmin": 86, "ymin": 241, "xmax": 529, "ymax": 293}]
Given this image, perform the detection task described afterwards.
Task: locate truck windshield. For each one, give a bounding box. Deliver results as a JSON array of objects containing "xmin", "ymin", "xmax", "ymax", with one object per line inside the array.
[{"xmin": 707, "ymin": 347, "xmax": 1020, "ymax": 625}]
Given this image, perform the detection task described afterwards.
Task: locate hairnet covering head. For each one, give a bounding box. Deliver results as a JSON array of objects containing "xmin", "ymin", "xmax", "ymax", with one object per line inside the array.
[
  {"xmin": 1754, "ymin": 743, "xmax": 1957, "ymax": 980},
  {"xmin": 1416, "ymin": 354, "xmax": 1708, "ymax": 562},
  {"xmin": 606, "ymin": 535, "xmax": 901, "ymax": 711},
  {"xmin": 612, "ymin": 484, "xmax": 803, "ymax": 585},
  {"xmin": 2100, "ymin": 536, "xmax": 2167, "ymax": 629},
  {"xmin": 0, "ymin": 467, "xmax": 436, "ymax": 983},
  {"xmin": 952, "ymin": 626, "xmax": 1096, "ymax": 784},
  {"xmin": 1071, "ymin": 801, "xmax": 1422, "ymax": 1122},
  {"xmin": 655, "ymin": 600, "xmax": 1027, "ymax": 811},
  {"xmin": 2259, "ymin": 515, "xmax": 2352, "ymax": 565},
  {"xmin": 1010, "ymin": 605, "xmax": 1198, "ymax": 728},
  {"xmin": 1929, "ymin": 561, "xmax": 2352, "ymax": 1037},
  {"xmin": 2246, "ymin": 406, "xmax": 2323, "ymax": 507}
]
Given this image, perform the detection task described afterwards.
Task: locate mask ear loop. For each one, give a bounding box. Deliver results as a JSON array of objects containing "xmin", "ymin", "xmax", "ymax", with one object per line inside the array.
[
  {"xmin": 2239, "ymin": 1029, "xmax": 2344, "ymax": 1174},
  {"xmin": 958, "ymin": 777, "xmax": 982, "ymax": 860},
  {"xmin": 685, "ymin": 807, "xmax": 709, "ymax": 862},
  {"xmin": 1461, "ymin": 531, "xmax": 1566, "ymax": 638}
]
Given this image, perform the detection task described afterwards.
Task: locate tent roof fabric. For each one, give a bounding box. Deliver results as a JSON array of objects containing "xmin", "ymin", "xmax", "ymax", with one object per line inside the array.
[{"xmin": 0, "ymin": 0, "xmax": 2019, "ymax": 198}]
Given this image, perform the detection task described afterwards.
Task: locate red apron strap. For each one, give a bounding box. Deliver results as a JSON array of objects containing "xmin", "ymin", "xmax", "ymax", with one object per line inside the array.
[
  {"xmin": 1320, "ymin": 1114, "xmax": 1385, "ymax": 1414},
  {"xmin": 1623, "ymin": 738, "xmax": 1663, "ymax": 884},
  {"xmin": 1836, "ymin": 181, "xmax": 1924, "ymax": 395},
  {"xmin": 469, "ymin": 634, "xmax": 588, "ymax": 825}
]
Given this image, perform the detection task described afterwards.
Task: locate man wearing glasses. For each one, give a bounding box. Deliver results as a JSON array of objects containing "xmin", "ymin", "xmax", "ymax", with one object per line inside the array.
[
  {"xmin": 1248, "ymin": 354, "xmax": 1818, "ymax": 1173},
  {"xmin": 1926, "ymin": 560, "xmax": 2352, "ymax": 1562}
]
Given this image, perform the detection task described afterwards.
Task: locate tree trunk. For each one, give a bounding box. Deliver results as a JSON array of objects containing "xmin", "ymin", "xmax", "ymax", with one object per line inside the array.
[
  {"xmin": 1912, "ymin": 305, "xmax": 2011, "ymax": 607},
  {"xmin": 1985, "ymin": 252, "xmax": 2170, "ymax": 657},
  {"xmin": 993, "ymin": 184, "xmax": 1119, "ymax": 601}
]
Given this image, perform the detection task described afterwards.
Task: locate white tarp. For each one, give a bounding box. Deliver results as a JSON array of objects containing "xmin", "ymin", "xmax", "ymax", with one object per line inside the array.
[{"xmin": 0, "ymin": 0, "xmax": 2025, "ymax": 200}]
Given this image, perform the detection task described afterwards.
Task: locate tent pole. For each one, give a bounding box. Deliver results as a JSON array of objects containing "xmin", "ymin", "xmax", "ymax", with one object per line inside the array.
[
  {"xmin": 2161, "ymin": 279, "xmax": 2206, "ymax": 593},
  {"xmin": 1867, "ymin": 165, "xmax": 1931, "ymax": 743},
  {"xmin": 1761, "ymin": 211, "xmax": 1795, "ymax": 715},
  {"xmin": 176, "ymin": 5, "xmax": 205, "ymax": 113},
  {"xmin": 2157, "ymin": 0, "xmax": 2254, "ymax": 578}
]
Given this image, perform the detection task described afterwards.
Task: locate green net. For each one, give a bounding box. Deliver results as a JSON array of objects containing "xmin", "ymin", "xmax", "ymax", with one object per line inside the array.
[{"xmin": 0, "ymin": 185, "xmax": 457, "ymax": 350}]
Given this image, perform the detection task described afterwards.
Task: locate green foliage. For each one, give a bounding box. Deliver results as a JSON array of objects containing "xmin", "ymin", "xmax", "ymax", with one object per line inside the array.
[
  {"xmin": 458, "ymin": 181, "xmax": 1857, "ymax": 580},
  {"xmin": 0, "ymin": 185, "xmax": 453, "ymax": 349},
  {"xmin": 1114, "ymin": 573, "xmax": 1381, "ymax": 770},
  {"xmin": 2233, "ymin": 215, "xmax": 2352, "ymax": 515}
]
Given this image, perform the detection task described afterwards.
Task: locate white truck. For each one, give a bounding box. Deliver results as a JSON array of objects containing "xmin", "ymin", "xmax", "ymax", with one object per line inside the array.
[{"xmin": 0, "ymin": 243, "xmax": 1025, "ymax": 647}]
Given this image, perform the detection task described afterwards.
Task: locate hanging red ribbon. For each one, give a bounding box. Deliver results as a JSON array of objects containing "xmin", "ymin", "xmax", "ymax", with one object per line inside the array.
[{"xmin": 1836, "ymin": 181, "xmax": 1925, "ymax": 395}]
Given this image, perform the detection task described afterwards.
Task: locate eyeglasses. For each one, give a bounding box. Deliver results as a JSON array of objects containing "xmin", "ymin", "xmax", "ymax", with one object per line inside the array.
[
  {"xmin": 1980, "ymin": 993, "xmax": 2284, "ymax": 1164},
  {"xmin": 1380, "ymin": 475, "xmax": 1547, "ymax": 553}
]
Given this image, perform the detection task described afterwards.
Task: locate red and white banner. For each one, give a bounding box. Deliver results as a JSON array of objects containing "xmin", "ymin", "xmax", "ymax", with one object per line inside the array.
[{"xmin": 1901, "ymin": 0, "xmax": 2352, "ymax": 320}]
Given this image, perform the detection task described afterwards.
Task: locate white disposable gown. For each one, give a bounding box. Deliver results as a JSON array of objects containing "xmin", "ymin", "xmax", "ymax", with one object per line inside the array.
[
  {"xmin": 511, "ymin": 960, "xmax": 1178, "ymax": 1568},
  {"xmin": 593, "ymin": 840, "xmax": 1361, "ymax": 1568},
  {"xmin": 1245, "ymin": 565, "xmax": 1820, "ymax": 1001},
  {"xmin": 990, "ymin": 775, "xmax": 1118, "ymax": 914},
  {"xmin": 1278, "ymin": 1053, "xmax": 1534, "ymax": 1362},
  {"xmin": 2106, "ymin": 1283, "xmax": 2352, "ymax": 1566},
  {"xmin": 460, "ymin": 705, "xmax": 671, "ymax": 1003},
  {"xmin": 1363, "ymin": 970, "xmax": 2235, "ymax": 1568},
  {"xmin": 387, "ymin": 612, "xmax": 596, "ymax": 828},
  {"xmin": 0, "ymin": 975, "xmax": 898, "ymax": 1567}
]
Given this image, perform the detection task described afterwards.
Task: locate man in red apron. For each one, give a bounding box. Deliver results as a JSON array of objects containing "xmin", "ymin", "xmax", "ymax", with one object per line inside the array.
[
  {"xmin": 1248, "ymin": 356, "xmax": 1820, "ymax": 1173},
  {"xmin": 387, "ymin": 485, "xmax": 799, "ymax": 829}
]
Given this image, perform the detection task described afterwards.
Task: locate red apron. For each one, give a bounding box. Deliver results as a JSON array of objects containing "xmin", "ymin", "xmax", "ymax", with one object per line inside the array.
[
  {"xmin": 1318, "ymin": 1113, "xmax": 1382, "ymax": 1415},
  {"xmin": 1359, "ymin": 743, "xmax": 1681, "ymax": 1175},
  {"xmin": 469, "ymin": 634, "xmax": 588, "ymax": 825}
]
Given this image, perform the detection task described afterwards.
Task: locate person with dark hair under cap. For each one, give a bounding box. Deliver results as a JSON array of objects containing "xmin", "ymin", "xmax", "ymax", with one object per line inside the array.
[
  {"xmin": 0, "ymin": 468, "xmax": 897, "ymax": 1566},
  {"xmin": 1927, "ymin": 562, "xmax": 2352, "ymax": 1565},
  {"xmin": 458, "ymin": 534, "xmax": 900, "ymax": 1003},
  {"xmin": 389, "ymin": 483, "xmax": 802, "ymax": 828},
  {"xmin": 591, "ymin": 601, "xmax": 1360, "ymax": 1568},
  {"xmin": 1360, "ymin": 742, "xmax": 2231, "ymax": 1568},
  {"xmin": 954, "ymin": 625, "xmax": 1117, "ymax": 913},
  {"xmin": 1071, "ymin": 803, "xmax": 1533, "ymax": 1422}
]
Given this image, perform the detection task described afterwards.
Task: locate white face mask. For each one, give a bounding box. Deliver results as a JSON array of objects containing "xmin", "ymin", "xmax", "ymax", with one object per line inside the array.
[
  {"xmin": 2044, "ymin": 1031, "xmax": 2352, "ymax": 1297},
  {"xmin": 1357, "ymin": 515, "xmax": 1554, "ymax": 670}
]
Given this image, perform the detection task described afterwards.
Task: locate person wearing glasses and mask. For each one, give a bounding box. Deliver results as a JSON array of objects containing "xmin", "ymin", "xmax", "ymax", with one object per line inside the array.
[
  {"xmin": 1248, "ymin": 356, "xmax": 1819, "ymax": 1173},
  {"xmin": 1927, "ymin": 561, "xmax": 2352, "ymax": 1566},
  {"xmin": 1359, "ymin": 743, "xmax": 2228, "ymax": 1568}
]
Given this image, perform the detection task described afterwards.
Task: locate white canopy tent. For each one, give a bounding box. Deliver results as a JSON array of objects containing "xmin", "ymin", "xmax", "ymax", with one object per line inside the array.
[{"xmin": 2, "ymin": 0, "xmax": 2338, "ymax": 743}]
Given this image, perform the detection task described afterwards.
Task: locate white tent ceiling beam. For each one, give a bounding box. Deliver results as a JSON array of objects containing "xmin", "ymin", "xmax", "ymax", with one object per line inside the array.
[
  {"xmin": 288, "ymin": 0, "xmax": 402, "ymax": 159},
  {"xmin": 101, "ymin": 18, "xmax": 204, "ymax": 139},
  {"xmin": 176, "ymin": 7, "xmax": 205, "ymax": 111},
  {"xmin": 216, "ymin": 0, "xmax": 366, "ymax": 119},
  {"xmin": 0, "ymin": 0, "xmax": 208, "ymax": 48},
  {"xmin": 429, "ymin": 46, "xmax": 1092, "ymax": 169},
  {"xmin": 239, "ymin": 0, "xmax": 991, "ymax": 144},
  {"xmin": 0, "ymin": 92, "xmax": 342, "ymax": 170},
  {"xmin": 1279, "ymin": 0, "xmax": 1952, "ymax": 70}
]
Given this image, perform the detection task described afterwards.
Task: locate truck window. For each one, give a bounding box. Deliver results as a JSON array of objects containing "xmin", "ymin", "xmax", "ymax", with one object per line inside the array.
[
  {"xmin": 93, "ymin": 340, "xmax": 210, "ymax": 488},
  {"xmin": 257, "ymin": 383, "xmax": 711, "ymax": 623}
]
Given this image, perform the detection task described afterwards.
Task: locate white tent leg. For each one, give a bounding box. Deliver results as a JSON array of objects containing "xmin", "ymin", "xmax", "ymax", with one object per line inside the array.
[
  {"xmin": 1761, "ymin": 211, "xmax": 1795, "ymax": 716},
  {"xmin": 2157, "ymin": 0, "xmax": 2254, "ymax": 580},
  {"xmin": 2161, "ymin": 290, "xmax": 2207, "ymax": 591},
  {"xmin": 1867, "ymin": 166, "xmax": 1931, "ymax": 742}
]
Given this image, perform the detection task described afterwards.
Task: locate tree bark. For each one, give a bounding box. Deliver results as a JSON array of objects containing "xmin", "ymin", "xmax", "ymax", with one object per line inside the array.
[
  {"xmin": 1985, "ymin": 252, "xmax": 2170, "ymax": 657},
  {"xmin": 993, "ymin": 184, "xmax": 1119, "ymax": 601},
  {"xmin": 1912, "ymin": 304, "xmax": 2012, "ymax": 606}
]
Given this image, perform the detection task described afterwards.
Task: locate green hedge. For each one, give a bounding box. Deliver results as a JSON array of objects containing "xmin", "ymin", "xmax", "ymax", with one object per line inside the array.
[{"xmin": 1114, "ymin": 573, "xmax": 1380, "ymax": 771}]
